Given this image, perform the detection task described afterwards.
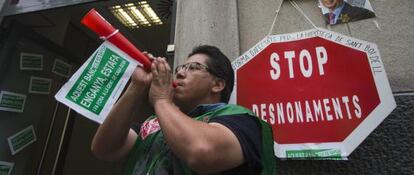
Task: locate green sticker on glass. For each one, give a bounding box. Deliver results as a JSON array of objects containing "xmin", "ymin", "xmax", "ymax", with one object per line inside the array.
[
  {"xmin": 52, "ymin": 59, "xmax": 72, "ymax": 77},
  {"xmin": 20, "ymin": 53, "xmax": 43, "ymax": 71},
  {"xmin": 7, "ymin": 125, "xmax": 37, "ymax": 155},
  {"xmin": 0, "ymin": 91, "xmax": 26, "ymax": 113},
  {"xmin": 29, "ymin": 76, "xmax": 52, "ymax": 94},
  {"xmin": 0, "ymin": 161, "xmax": 14, "ymax": 175}
]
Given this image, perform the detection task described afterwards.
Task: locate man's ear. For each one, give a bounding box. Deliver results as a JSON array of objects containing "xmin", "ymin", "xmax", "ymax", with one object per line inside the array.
[{"xmin": 211, "ymin": 78, "xmax": 225, "ymax": 93}]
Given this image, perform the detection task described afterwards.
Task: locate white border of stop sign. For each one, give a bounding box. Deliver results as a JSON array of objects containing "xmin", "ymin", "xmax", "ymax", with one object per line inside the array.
[{"xmin": 230, "ymin": 28, "xmax": 396, "ymax": 158}]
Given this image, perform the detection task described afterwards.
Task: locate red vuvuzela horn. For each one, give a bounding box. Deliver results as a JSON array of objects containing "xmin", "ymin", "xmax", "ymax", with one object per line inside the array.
[
  {"xmin": 81, "ymin": 9, "xmax": 152, "ymax": 71},
  {"xmin": 81, "ymin": 9, "xmax": 178, "ymax": 88}
]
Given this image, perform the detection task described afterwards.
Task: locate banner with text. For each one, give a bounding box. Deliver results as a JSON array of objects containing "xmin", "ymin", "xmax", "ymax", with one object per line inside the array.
[{"xmin": 55, "ymin": 41, "xmax": 139, "ymax": 123}]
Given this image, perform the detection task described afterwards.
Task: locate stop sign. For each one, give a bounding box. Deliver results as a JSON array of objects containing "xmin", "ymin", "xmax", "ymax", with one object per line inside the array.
[{"xmin": 231, "ymin": 28, "xmax": 396, "ymax": 158}]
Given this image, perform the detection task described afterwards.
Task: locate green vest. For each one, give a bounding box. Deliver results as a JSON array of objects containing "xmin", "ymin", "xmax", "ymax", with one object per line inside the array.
[{"xmin": 124, "ymin": 104, "xmax": 276, "ymax": 175}]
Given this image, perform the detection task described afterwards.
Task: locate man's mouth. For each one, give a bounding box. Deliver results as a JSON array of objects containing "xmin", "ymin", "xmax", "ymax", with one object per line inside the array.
[
  {"xmin": 175, "ymin": 81, "xmax": 184, "ymax": 87},
  {"xmin": 322, "ymin": 0, "xmax": 337, "ymax": 9}
]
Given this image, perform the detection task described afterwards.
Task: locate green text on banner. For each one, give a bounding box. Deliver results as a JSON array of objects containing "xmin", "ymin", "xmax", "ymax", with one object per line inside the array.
[{"xmin": 55, "ymin": 41, "xmax": 139, "ymax": 123}]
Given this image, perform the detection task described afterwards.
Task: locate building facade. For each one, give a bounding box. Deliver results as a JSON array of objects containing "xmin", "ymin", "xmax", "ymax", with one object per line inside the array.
[{"xmin": 0, "ymin": 0, "xmax": 413, "ymax": 174}]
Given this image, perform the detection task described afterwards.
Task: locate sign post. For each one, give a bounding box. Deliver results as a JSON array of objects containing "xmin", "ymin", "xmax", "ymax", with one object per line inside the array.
[{"xmin": 231, "ymin": 28, "xmax": 396, "ymax": 158}]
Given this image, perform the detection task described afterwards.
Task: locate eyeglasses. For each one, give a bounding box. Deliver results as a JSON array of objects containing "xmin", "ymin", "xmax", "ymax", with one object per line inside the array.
[{"xmin": 174, "ymin": 62, "xmax": 211, "ymax": 74}]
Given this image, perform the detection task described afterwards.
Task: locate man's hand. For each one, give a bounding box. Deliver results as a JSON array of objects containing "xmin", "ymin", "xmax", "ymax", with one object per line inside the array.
[
  {"xmin": 149, "ymin": 57, "xmax": 174, "ymax": 106},
  {"xmin": 130, "ymin": 52, "xmax": 154, "ymax": 87},
  {"xmin": 91, "ymin": 52, "xmax": 158, "ymax": 161}
]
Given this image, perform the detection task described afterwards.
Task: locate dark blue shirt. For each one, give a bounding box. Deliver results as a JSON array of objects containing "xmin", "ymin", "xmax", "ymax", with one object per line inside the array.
[{"xmin": 189, "ymin": 103, "xmax": 262, "ymax": 174}]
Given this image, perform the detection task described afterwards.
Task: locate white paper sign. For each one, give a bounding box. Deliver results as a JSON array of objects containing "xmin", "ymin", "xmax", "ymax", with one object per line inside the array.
[{"xmin": 55, "ymin": 41, "xmax": 140, "ymax": 123}]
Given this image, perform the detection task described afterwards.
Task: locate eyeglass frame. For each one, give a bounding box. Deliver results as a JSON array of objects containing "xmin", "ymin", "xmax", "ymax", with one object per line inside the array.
[{"xmin": 174, "ymin": 62, "xmax": 220, "ymax": 78}]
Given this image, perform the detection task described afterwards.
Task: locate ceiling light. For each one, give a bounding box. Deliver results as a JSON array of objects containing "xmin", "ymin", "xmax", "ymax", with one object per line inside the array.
[{"xmin": 108, "ymin": 1, "xmax": 163, "ymax": 29}]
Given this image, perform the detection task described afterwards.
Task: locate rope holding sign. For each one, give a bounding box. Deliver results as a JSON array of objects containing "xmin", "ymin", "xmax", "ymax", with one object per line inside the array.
[
  {"xmin": 267, "ymin": 0, "xmax": 284, "ymax": 36},
  {"xmin": 268, "ymin": 0, "xmax": 318, "ymax": 36},
  {"xmin": 346, "ymin": 23, "xmax": 353, "ymax": 37},
  {"xmin": 373, "ymin": 20, "xmax": 382, "ymax": 31},
  {"xmin": 289, "ymin": 0, "xmax": 317, "ymax": 29}
]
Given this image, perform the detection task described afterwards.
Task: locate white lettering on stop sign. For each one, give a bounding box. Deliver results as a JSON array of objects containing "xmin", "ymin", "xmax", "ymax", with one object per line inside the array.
[
  {"xmin": 270, "ymin": 46, "xmax": 328, "ymax": 80},
  {"xmin": 233, "ymin": 28, "xmax": 396, "ymax": 158}
]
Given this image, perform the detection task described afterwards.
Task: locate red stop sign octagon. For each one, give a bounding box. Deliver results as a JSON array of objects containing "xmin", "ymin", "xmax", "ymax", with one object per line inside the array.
[{"xmin": 231, "ymin": 28, "xmax": 396, "ymax": 158}]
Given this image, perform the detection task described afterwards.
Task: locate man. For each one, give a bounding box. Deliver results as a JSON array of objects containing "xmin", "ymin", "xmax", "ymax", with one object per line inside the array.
[
  {"xmin": 91, "ymin": 45, "xmax": 276, "ymax": 174},
  {"xmin": 321, "ymin": 0, "xmax": 375, "ymax": 25}
]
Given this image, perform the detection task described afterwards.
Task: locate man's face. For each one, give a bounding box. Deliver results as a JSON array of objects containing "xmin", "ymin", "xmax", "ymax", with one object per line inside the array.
[
  {"xmin": 321, "ymin": 0, "xmax": 344, "ymax": 10},
  {"xmin": 173, "ymin": 54, "xmax": 217, "ymax": 107}
]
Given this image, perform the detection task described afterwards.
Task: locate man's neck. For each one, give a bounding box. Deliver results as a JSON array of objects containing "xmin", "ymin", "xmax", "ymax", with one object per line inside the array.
[
  {"xmin": 175, "ymin": 95, "xmax": 222, "ymax": 114},
  {"xmin": 178, "ymin": 99, "xmax": 221, "ymax": 114},
  {"xmin": 187, "ymin": 103, "xmax": 226, "ymax": 117}
]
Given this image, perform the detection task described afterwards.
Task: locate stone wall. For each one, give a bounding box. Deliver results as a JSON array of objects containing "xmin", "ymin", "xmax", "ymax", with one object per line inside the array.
[{"xmin": 173, "ymin": 0, "xmax": 414, "ymax": 173}]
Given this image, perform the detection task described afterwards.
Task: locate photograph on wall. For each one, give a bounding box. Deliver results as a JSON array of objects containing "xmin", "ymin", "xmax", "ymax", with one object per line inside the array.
[
  {"xmin": 52, "ymin": 59, "xmax": 72, "ymax": 77},
  {"xmin": 0, "ymin": 91, "xmax": 26, "ymax": 113},
  {"xmin": 319, "ymin": 0, "xmax": 375, "ymax": 25},
  {"xmin": 7, "ymin": 125, "xmax": 37, "ymax": 155},
  {"xmin": 29, "ymin": 76, "xmax": 52, "ymax": 95},
  {"xmin": 0, "ymin": 161, "xmax": 14, "ymax": 175},
  {"xmin": 20, "ymin": 52, "xmax": 43, "ymax": 71}
]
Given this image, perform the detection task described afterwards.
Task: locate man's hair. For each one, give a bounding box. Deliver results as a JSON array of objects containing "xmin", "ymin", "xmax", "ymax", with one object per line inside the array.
[{"xmin": 188, "ymin": 45, "xmax": 234, "ymax": 103}]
